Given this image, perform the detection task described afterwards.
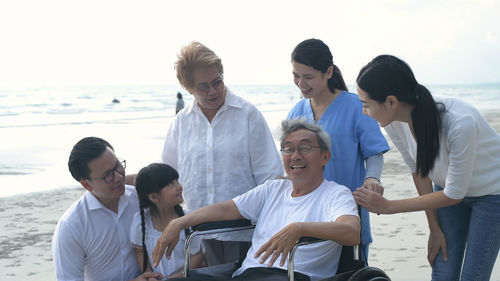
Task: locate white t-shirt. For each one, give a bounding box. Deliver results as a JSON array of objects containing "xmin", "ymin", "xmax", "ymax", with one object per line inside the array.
[
  {"xmin": 51, "ymin": 185, "xmax": 141, "ymax": 281},
  {"xmin": 162, "ymin": 89, "xmax": 284, "ymax": 211},
  {"xmin": 384, "ymin": 96, "xmax": 500, "ymax": 199},
  {"xmin": 232, "ymin": 179, "xmax": 358, "ymax": 281},
  {"xmin": 129, "ymin": 208, "xmax": 201, "ymax": 277}
]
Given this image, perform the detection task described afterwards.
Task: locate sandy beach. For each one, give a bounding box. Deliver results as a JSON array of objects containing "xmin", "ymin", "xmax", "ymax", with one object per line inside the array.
[{"xmin": 1, "ymin": 110, "xmax": 500, "ymax": 281}]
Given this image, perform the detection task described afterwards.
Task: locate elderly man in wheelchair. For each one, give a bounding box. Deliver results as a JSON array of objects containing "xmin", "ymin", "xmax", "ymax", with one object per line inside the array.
[{"xmin": 152, "ymin": 119, "xmax": 376, "ymax": 281}]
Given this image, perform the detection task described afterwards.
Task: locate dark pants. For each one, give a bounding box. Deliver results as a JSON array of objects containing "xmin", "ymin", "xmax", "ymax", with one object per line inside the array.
[
  {"xmin": 169, "ymin": 267, "xmax": 310, "ymax": 281},
  {"xmin": 202, "ymin": 239, "xmax": 251, "ymax": 266}
]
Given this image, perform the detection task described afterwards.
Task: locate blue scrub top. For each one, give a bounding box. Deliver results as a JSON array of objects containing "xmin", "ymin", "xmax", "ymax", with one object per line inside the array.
[{"xmin": 288, "ymin": 91, "xmax": 389, "ymax": 244}]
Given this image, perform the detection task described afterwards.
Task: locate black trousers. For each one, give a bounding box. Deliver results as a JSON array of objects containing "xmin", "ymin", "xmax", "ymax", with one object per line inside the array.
[
  {"xmin": 168, "ymin": 267, "xmax": 310, "ymax": 281},
  {"xmin": 202, "ymin": 239, "xmax": 251, "ymax": 266}
]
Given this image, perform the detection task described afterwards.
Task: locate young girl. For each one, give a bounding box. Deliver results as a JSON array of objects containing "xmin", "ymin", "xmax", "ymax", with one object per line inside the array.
[
  {"xmin": 354, "ymin": 54, "xmax": 500, "ymax": 280},
  {"xmin": 287, "ymin": 38, "xmax": 389, "ymax": 261},
  {"xmin": 131, "ymin": 163, "xmax": 204, "ymax": 279}
]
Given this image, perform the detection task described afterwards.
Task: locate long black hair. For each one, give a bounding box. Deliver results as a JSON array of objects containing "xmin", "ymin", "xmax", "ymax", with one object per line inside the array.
[
  {"xmin": 356, "ymin": 55, "xmax": 442, "ymax": 177},
  {"xmin": 291, "ymin": 38, "xmax": 348, "ymax": 92},
  {"xmin": 135, "ymin": 163, "xmax": 188, "ymax": 272}
]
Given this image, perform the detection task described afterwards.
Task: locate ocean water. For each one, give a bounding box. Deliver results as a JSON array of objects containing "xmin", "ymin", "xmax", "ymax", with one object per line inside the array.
[{"xmin": 0, "ymin": 83, "xmax": 499, "ymax": 198}]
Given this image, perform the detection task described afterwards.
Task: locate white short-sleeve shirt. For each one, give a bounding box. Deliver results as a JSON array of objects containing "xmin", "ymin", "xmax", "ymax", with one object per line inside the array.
[
  {"xmin": 232, "ymin": 179, "xmax": 358, "ymax": 281},
  {"xmin": 51, "ymin": 185, "xmax": 141, "ymax": 281}
]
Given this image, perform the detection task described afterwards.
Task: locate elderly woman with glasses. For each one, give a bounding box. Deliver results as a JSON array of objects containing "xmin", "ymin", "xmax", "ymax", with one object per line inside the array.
[{"xmin": 161, "ymin": 41, "xmax": 284, "ymax": 265}]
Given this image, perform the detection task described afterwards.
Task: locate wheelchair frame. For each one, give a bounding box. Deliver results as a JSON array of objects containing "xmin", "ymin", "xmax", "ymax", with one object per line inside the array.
[{"xmin": 182, "ymin": 219, "xmax": 390, "ymax": 280}]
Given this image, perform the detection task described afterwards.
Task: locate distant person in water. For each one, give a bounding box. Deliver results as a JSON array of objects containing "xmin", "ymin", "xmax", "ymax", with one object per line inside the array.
[{"xmin": 176, "ymin": 92, "xmax": 184, "ymax": 114}]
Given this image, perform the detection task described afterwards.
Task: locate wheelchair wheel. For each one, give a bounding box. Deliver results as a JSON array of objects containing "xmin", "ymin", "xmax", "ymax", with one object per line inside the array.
[{"xmin": 347, "ymin": 266, "xmax": 390, "ymax": 281}]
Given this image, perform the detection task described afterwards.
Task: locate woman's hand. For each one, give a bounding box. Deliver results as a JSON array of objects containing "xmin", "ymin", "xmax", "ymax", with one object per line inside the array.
[
  {"xmin": 353, "ymin": 187, "xmax": 391, "ymax": 214},
  {"xmin": 428, "ymin": 227, "xmax": 448, "ymax": 267}
]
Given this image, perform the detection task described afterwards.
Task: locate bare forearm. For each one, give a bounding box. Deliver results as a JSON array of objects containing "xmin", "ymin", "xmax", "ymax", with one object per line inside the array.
[
  {"xmin": 153, "ymin": 200, "xmax": 244, "ymax": 266},
  {"xmin": 295, "ymin": 217, "xmax": 360, "ymax": 246},
  {"xmin": 412, "ymin": 174, "xmax": 444, "ymax": 230},
  {"xmin": 386, "ymin": 190, "xmax": 461, "ymax": 214},
  {"xmin": 135, "ymin": 248, "xmax": 152, "ymax": 272},
  {"xmin": 254, "ymin": 215, "xmax": 360, "ymax": 267},
  {"xmin": 174, "ymin": 200, "xmax": 243, "ymax": 230}
]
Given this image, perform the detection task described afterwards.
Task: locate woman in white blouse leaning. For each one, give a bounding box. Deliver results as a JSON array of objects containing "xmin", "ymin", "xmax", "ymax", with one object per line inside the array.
[{"xmin": 353, "ymin": 54, "xmax": 500, "ymax": 281}]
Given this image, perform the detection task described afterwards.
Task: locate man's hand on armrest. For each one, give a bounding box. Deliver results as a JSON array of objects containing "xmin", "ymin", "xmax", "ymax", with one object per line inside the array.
[
  {"xmin": 254, "ymin": 222, "xmax": 304, "ymax": 267},
  {"xmin": 254, "ymin": 216, "xmax": 361, "ymax": 268}
]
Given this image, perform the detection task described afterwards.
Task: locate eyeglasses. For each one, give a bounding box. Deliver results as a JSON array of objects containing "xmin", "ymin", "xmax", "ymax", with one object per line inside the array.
[
  {"xmin": 194, "ymin": 76, "xmax": 224, "ymax": 92},
  {"xmin": 280, "ymin": 145, "xmax": 323, "ymax": 155},
  {"xmin": 90, "ymin": 159, "xmax": 126, "ymax": 184}
]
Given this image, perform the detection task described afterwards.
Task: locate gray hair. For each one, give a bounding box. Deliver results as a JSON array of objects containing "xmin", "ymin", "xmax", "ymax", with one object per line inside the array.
[{"xmin": 280, "ymin": 119, "xmax": 331, "ymax": 152}]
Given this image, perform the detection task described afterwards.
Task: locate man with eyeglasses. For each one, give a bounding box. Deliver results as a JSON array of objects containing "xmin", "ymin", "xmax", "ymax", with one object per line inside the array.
[
  {"xmin": 145, "ymin": 41, "xmax": 284, "ymax": 265},
  {"xmin": 153, "ymin": 119, "xmax": 360, "ymax": 281},
  {"xmin": 52, "ymin": 137, "xmax": 163, "ymax": 281}
]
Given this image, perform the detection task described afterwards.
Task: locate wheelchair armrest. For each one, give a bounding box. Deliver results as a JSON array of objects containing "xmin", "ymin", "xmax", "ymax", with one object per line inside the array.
[
  {"xmin": 288, "ymin": 237, "xmax": 325, "ymax": 281},
  {"xmin": 288, "ymin": 238, "xmax": 361, "ymax": 281},
  {"xmin": 192, "ymin": 219, "xmax": 253, "ymax": 231},
  {"xmin": 298, "ymin": 236, "xmax": 323, "ymax": 243},
  {"xmin": 184, "ymin": 219, "xmax": 255, "ymax": 277}
]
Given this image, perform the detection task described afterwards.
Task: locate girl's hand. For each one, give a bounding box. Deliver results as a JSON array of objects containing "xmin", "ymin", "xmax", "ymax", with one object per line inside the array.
[{"xmin": 428, "ymin": 228, "xmax": 448, "ymax": 267}]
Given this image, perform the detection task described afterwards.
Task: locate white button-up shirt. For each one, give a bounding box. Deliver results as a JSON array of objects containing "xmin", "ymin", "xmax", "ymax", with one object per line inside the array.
[
  {"xmin": 52, "ymin": 185, "xmax": 141, "ymax": 281},
  {"xmin": 162, "ymin": 89, "xmax": 283, "ymax": 211}
]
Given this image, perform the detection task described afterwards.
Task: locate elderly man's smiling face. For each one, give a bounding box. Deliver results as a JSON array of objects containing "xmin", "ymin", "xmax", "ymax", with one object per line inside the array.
[{"xmin": 282, "ymin": 129, "xmax": 330, "ymax": 189}]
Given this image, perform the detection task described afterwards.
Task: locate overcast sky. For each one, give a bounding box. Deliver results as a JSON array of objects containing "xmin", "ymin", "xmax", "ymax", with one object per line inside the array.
[{"xmin": 1, "ymin": 0, "xmax": 499, "ymax": 86}]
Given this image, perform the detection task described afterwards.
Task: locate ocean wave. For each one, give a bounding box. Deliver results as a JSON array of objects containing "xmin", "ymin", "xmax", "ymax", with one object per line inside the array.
[
  {"xmin": 1, "ymin": 84, "xmax": 498, "ymax": 129},
  {"xmin": 0, "ymin": 111, "xmax": 173, "ymax": 128},
  {"xmin": 0, "ymin": 165, "xmax": 43, "ymax": 175}
]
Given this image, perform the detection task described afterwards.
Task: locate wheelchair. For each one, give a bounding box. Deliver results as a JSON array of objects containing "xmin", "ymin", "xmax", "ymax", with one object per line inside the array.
[{"xmin": 183, "ymin": 219, "xmax": 390, "ymax": 281}]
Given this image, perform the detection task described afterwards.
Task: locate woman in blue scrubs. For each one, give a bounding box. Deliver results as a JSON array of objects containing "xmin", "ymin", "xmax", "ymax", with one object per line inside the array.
[{"xmin": 287, "ymin": 38, "xmax": 389, "ymax": 262}]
